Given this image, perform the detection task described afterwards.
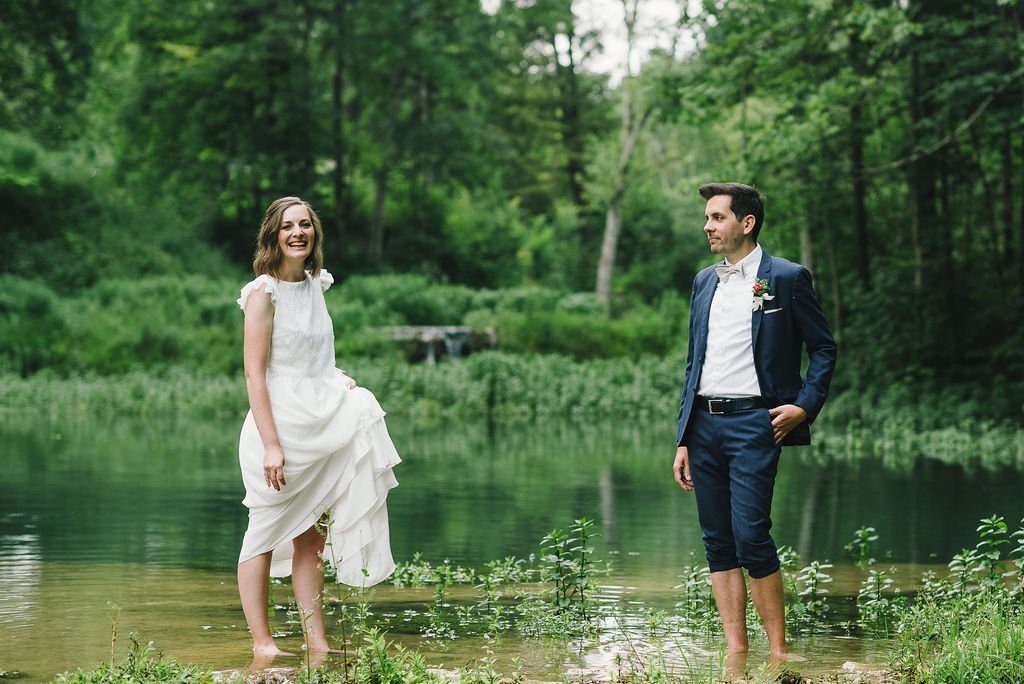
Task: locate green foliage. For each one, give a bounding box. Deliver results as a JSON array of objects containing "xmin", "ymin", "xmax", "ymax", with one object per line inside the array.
[
  {"xmin": 53, "ymin": 635, "xmax": 214, "ymax": 683},
  {"xmin": 1010, "ymin": 518, "xmax": 1024, "ymax": 598},
  {"xmin": 790, "ymin": 561, "xmax": 833, "ymax": 632},
  {"xmin": 673, "ymin": 561, "xmax": 718, "ymax": 634},
  {"xmin": 0, "ymin": 274, "xmax": 689, "ymax": 376},
  {"xmin": 0, "ymin": 276, "xmax": 67, "ymax": 376},
  {"xmin": 487, "ymin": 308, "xmax": 675, "ymax": 360},
  {"xmin": 0, "ymin": 128, "xmax": 230, "ymax": 292},
  {"xmin": 844, "ymin": 526, "xmax": 879, "ymax": 567},
  {"xmin": 537, "ymin": 518, "xmax": 603, "ymax": 620},
  {"xmin": 976, "ymin": 515, "xmax": 1011, "ymax": 592},
  {"xmin": 891, "ymin": 516, "xmax": 1024, "ymax": 683},
  {"xmin": 334, "ymin": 275, "xmax": 477, "ymax": 326},
  {"xmin": 856, "ymin": 568, "xmax": 902, "ymax": 636},
  {"xmin": 1, "ymin": 0, "xmax": 1021, "ymax": 395}
]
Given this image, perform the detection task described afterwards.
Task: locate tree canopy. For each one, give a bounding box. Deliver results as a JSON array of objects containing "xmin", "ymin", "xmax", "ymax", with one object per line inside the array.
[{"xmin": 1, "ymin": 0, "xmax": 1021, "ymax": 387}]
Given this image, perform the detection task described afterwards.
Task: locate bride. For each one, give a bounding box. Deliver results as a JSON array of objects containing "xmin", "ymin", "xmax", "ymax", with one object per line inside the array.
[{"xmin": 235, "ymin": 196, "xmax": 401, "ymax": 656}]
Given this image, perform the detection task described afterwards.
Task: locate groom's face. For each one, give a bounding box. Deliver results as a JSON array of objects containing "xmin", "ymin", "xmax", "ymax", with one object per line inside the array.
[{"xmin": 704, "ymin": 194, "xmax": 753, "ymax": 258}]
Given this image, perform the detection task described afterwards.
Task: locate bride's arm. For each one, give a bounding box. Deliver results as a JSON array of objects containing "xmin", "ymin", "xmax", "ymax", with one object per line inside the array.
[{"xmin": 243, "ymin": 287, "xmax": 286, "ymax": 490}]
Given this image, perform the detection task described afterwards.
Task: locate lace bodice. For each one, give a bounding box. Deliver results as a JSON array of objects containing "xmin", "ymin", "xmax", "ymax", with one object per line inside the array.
[{"xmin": 237, "ymin": 270, "xmax": 336, "ymax": 380}]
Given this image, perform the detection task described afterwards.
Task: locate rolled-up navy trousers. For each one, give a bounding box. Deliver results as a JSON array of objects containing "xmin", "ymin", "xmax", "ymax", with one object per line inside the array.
[{"xmin": 685, "ymin": 405, "xmax": 781, "ymax": 579}]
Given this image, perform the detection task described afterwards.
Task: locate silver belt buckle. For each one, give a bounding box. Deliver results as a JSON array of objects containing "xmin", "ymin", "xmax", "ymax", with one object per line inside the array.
[{"xmin": 708, "ymin": 398, "xmax": 727, "ymax": 415}]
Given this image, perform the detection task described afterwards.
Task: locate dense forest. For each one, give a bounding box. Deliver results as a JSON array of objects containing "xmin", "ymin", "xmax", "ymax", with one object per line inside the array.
[{"xmin": 1, "ymin": 0, "xmax": 1023, "ymax": 405}]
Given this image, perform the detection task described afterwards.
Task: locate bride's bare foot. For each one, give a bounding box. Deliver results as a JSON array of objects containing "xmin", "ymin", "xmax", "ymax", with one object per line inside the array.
[
  {"xmin": 252, "ymin": 644, "xmax": 295, "ymax": 657},
  {"xmin": 248, "ymin": 652, "xmax": 279, "ymax": 671},
  {"xmin": 306, "ymin": 644, "xmax": 346, "ymax": 653}
]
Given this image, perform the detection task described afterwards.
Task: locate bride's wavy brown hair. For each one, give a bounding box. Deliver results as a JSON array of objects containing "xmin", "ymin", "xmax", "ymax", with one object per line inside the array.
[{"xmin": 252, "ymin": 196, "xmax": 324, "ymax": 278}]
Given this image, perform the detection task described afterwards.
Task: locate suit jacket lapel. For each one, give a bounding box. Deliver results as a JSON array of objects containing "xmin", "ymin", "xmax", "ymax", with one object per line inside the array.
[
  {"xmin": 750, "ymin": 249, "xmax": 772, "ymax": 350},
  {"xmin": 694, "ymin": 269, "xmax": 718, "ymax": 375}
]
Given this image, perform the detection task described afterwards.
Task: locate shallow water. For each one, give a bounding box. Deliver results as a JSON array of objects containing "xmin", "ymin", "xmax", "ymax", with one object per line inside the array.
[{"xmin": 1, "ymin": 411, "xmax": 1021, "ymax": 681}]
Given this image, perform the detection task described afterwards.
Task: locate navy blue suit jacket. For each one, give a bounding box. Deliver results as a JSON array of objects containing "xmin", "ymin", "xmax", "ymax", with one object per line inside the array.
[{"xmin": 676, "ymin": 250, "xmax": 837, "ymax": 447}]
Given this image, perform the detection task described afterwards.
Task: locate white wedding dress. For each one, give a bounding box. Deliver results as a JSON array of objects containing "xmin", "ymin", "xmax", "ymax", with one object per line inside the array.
[{"xmin": 236, "ymin": 269, "xmax": 400, "ymax": 586}]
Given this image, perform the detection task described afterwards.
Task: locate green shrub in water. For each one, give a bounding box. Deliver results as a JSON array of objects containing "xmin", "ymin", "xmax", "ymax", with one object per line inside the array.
[{"xmin": 53, "ymin": 636, "xmax": 214, "ymax": 683}]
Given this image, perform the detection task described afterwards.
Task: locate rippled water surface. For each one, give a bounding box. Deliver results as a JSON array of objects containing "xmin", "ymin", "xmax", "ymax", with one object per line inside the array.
[{"xmin": 1, "ymin": 411, "xmax": 1022, "ymax": 681}]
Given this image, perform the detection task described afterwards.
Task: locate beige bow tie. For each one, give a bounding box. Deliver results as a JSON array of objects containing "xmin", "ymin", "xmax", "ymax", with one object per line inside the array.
[{"xmin": 715, "ymin": 263, "xmax": 744, "ymax": 283}]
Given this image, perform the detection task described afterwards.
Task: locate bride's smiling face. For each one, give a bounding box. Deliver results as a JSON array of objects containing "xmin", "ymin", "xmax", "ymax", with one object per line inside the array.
[{"xmin": 277, "ymin": 204, "xmax": 314, "ymax": 262}]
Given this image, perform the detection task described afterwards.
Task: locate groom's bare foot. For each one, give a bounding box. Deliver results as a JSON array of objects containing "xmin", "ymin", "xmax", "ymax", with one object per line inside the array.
[
  {"xmin": 723, "ymin": 651, "xmax": 749, "ymax": 680},
  {"xmin": 768, "ymin": 651, "xmax": 807, "ymax": 668}
]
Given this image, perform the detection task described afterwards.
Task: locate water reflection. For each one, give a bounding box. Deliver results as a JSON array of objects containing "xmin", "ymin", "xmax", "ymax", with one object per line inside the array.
[
  {"xmin": 0, "ymin": 412, "xmax": 1022, "ymax": 681},
  {"xmin": 0, "ymin": 529, "xmax": 41, "ymax": 631}
]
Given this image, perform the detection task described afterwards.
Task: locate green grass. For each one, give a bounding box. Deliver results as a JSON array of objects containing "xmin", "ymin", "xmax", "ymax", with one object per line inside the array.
[
  {"xmin": 892, "ymin": 596, "xmax": 1024, "ymax": 683},
  {"xmin": 53, "ymin": 637, "xmax": 214, "ymax": 683}
]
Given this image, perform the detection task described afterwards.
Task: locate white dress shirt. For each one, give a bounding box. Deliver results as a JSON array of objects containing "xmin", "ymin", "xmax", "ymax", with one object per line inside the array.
[{"xmin": 697, "ymin": 245, "xmax": 763, "ymax": 398}]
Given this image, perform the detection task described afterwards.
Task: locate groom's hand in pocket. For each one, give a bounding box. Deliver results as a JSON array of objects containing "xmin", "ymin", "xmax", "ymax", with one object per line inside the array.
[
  {"xmin": 674, "ymin": 446, "xmax": 693, "ymax": 492},
  {"xmin": 769, "ymin": 404, "xmax": 808, "ymax": 444}
]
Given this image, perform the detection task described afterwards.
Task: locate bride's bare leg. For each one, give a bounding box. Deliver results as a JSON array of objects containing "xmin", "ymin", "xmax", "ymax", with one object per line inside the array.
[
  {"xmin": 238, "ymin": 551, "xmax": 291, "ymax": 655},
  {"xmin": 292, "ymin": 524, "xmax": 332, "ymax": 651}
]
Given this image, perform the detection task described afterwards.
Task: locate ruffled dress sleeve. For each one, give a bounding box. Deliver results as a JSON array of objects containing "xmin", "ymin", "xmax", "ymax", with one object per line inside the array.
[
  {"xmin": 318, "ymin": 269, "xmax": 334, "ymax": 293},
  {"xmin": 237, "ymin": 275, "xmax": 277, "ymax": 311}
]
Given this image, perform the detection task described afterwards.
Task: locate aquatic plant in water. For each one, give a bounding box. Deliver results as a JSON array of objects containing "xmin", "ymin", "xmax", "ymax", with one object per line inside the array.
[
  {"xmin": 843, "ymin": 525, "xmax": 879, "ymax": 567},
  {"xmin": 790, "ymin": 561, "xmax": 833, "ymax": 633},
  {"xmin": 673, "ymin": 561, "xmax": 718, "ymax": 634},
  {"xmin": 856, "ymin": 568, "xmax": 903, "ymax": 636}
]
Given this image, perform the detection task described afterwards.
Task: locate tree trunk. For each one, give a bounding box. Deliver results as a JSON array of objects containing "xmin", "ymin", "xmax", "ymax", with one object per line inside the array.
[
  {"xmin": 1019, "ymin": 132, "xmax": 1024, "ymax": 284},
  {"xmin": 594, "ymin": 105, "xmax": 648, "ymax": 309},
  {"xmin": 1001, "ymin": 127, "xmax": 1014, "ymax": 266},
  {"xmin": 850, "ymin": 100, "xmax": 870, "ymax": 287},
  {"xmin": 909, "ymin": 44, "xmax": 954, "ymax": 364},
  {"xmin": 331, "ymin": 0, "xmax": 349, "ymax": 246},
  {"xmin": 554, "ymin": 30, "xmax": 585, "ymax": 208},
  {"xmin": 370, "ymin": 167, "xmax": 388, "ymax": 263},
  {"xmin": 368, "ymin": 73, "xmax": 405, "ymax": 264},
  {"xmin": 799, "ymin": 218, "xmax": 815, "ymax": 277},
  {"xmin": 823, "ymin": 214, "xmax": 842, "ymax": 338},
  {"xmin": 908, "ymin": 53, "xmax": 937, "ymax": 294},
  {"xmin": 417, "ymin": 73, "xmax": 433, "ymax": 189},
  {"xmin": 593, "ymin": 0, "xmax": 647, "ymax": 311},
  {"xmin": 936, "ymin": 150, "xmax": 959, "ymax": 360},
  {"xmin": 596, "ymin": 188, "xmax": 624, "ymax": 307},
  {"xmin": 798, "ymin": 170, "xmax": 815, "ymax": 275},
  {"xmin": 847, "ymin": 7, "xmax": 870, "ymax": 288}
]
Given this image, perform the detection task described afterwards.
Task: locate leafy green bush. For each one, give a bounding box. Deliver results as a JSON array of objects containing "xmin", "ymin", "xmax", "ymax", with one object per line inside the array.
[
  {"xmin": 0, "ymin": 131, "xmax": 231, "ymax": 293},
  {"xmin": 485, "ymin": 309, "xmax": 675, "ymax": 360},
  {"xmin": 335, "ymin": 274, "xmax": 478, "ymax": 325},
  {"xmin": 0, "ymin": 273, "xmax": 693, "ymax": 374},
  {"xmin": 54, "ymin": 636, "xmax": 214, "ymax": 683},
  {"xmin": 0, "ymin": 276, "xmax": 67, "ymax": 375}
]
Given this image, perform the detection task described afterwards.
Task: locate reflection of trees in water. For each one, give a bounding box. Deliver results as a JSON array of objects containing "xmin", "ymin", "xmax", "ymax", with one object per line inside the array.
[{"xmin": 1, "ymin": 413, "xmax": 1021, "ymax": 576}]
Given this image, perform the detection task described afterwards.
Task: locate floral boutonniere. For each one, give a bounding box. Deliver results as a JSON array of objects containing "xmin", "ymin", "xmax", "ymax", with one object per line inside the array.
[{"xmin": 751, "ymin": 278, "xmax": 775, "ymax": 312}]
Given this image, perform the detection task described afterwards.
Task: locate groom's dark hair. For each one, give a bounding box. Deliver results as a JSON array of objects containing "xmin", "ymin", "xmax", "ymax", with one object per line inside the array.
[{"xmin": 699, "ymin": 182, "xmax": 766, "ymax": 241}]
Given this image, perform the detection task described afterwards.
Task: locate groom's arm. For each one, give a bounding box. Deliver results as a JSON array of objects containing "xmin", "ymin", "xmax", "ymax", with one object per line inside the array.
[
  {"xmin": 791, "ymin": 267, "xmax": 837, "ymax": 423},
  {"xmin": 676, "ymin": 276, "xmax": 700, "ymax": 446}
]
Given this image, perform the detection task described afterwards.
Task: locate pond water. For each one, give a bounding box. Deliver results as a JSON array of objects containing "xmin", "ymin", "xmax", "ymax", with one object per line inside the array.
[{"xmin": 1, "ymin": 411, "xmax": 1022, "ymax": 681}]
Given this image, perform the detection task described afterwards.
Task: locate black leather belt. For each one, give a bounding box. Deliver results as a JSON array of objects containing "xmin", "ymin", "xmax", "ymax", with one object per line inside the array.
[{"xmin": 696, "ymin": 396, "xmax": 768, "ymax": 415}]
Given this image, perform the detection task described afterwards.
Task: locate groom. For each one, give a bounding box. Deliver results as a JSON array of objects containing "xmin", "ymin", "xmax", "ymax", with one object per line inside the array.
[{"xmin": 673, "ymin": 183, "xmax": 836, "ymax": 660}]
